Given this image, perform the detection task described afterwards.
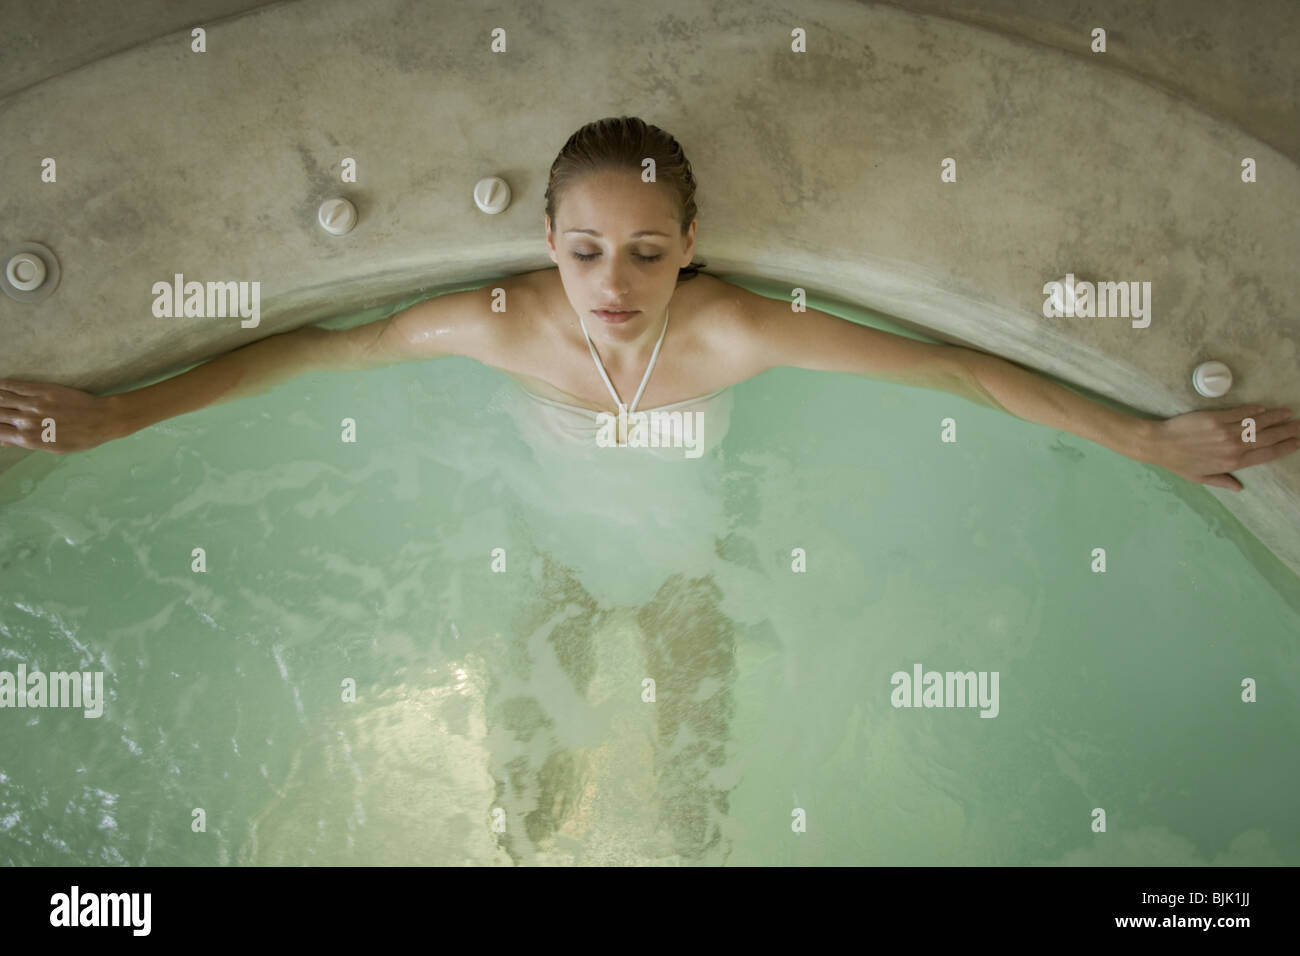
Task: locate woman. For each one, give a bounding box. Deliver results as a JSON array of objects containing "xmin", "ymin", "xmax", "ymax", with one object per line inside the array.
[
  {"xmin": 1, "ymin": 115, "xmax": 1296, "ymax": 482},
  {"xmin": 2, "ymin": 116, "xmax": 1296, "ymax": 864}
]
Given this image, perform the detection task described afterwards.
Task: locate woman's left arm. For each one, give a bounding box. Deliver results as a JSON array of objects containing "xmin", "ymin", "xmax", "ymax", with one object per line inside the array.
[
  {"xmin": 729, "ymin": 289, "xmax": 1300, "ymax": 491},
  {"xmin": 953, "ymin": 348, "xmax": 1297, "ymax": 491}
]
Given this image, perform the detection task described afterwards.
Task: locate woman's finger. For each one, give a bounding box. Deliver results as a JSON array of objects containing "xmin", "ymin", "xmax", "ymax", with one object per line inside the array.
[
  {"xmin": 0, "ymin": 379, "xmax": 39, "ymax": 397},
  {"xmin": 1240, "ymin": 437, "xmax": 1300, "ymax": 468},
  {"xmin": 1215, "ymin": 405, "xmax": 1296, "ymax": 427},
  {"xmin": 1257, "ymin": 421, "xmax": 1300, "ymax": 446},
  {"xmin": 1198, "ymin": 473, "xmax": 1243, "ymax": 491},
  {"xmin": 1243, "ymin": 406, "xmax": 1295, "ymax": 428},
  {"xmin": 0, "ymin": 389, "xmax": 38, "ymax": 410},
  {"xmin": 1218, "ymin": 405, "xmax": 1267, "ymax": 423}
]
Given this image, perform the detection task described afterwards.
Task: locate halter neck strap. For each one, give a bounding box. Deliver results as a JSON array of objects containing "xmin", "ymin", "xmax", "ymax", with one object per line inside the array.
[{"xmin": 577, "ymin": 306, "xmax": 670, "ymax": 414}]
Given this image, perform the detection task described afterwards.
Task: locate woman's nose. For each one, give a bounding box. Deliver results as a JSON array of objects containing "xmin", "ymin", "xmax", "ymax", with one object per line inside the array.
[{"xmin": 599, "ymin": 265, "xmax": 630, "ymax": 297}]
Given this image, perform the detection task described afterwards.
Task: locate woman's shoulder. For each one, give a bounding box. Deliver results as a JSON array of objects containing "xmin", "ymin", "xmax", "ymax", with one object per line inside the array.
[
  {"xmin": 675, "ymin": 273, "xmax": 767, "ymax": 354},
  {"xmin": 679, "ymin": 271, "xmax": 744, "ymax": 313}
]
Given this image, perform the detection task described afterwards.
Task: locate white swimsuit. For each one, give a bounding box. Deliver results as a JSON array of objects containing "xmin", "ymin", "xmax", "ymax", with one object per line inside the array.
[{"xmin": 512, "ymin": 304, "xmax": 734, "ymax": 458}]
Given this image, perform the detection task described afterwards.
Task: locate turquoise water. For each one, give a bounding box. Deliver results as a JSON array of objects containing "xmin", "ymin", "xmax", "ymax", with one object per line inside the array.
[{"xmin": 2, "ymin": 279, "xmax": 1298, "ymax": 865}]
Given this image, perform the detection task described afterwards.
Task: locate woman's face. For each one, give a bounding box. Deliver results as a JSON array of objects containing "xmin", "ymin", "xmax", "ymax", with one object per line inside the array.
[{"xmin": 546, "ymin": 168, "xmax": 696, "ymax": 343}]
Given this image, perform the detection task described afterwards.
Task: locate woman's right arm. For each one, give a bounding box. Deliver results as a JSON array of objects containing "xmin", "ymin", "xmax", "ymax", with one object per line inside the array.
[{"xmin": 0, "ymin": 284, "xmax": 514, "ymax": 454}]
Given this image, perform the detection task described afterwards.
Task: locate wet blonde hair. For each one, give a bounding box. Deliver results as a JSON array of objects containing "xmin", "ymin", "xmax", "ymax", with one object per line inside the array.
[{"xmin": 544, "ymin": 116, "xmax": 707, "ymax": 281}]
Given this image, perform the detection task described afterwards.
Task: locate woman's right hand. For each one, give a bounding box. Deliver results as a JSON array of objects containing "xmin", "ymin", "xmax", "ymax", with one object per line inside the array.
[{"xmin": 0, "ymin": 378, "xmax": 122, "ymax": 454}]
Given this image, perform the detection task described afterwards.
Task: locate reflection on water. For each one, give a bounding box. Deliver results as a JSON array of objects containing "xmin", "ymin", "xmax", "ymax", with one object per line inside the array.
[{"xmin": 485, "ymin": 551, "xmax": 737, "ymax": 865}]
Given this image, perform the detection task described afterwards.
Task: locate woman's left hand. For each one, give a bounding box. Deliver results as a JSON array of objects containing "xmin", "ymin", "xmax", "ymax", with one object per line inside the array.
[{"xmin": 1143, "ymin": 404, "xmax": 1300, "ymax": 491}]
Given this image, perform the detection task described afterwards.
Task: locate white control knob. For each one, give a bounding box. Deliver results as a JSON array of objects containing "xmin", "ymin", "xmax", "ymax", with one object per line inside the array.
[
  {"xmin": 474, "ymin": 176, "xmax": 511, "ymax": 214},
  {"xmin": 1192, "ymin": 361, "xmax": 1233, "ymax": 398},
  {"xmin": 6, "ymin": 252, "xmax": 46, "ymax": 291},
  {"xmin": 318, "ymin": 198, "xmax": 357, "ymax": 235}
]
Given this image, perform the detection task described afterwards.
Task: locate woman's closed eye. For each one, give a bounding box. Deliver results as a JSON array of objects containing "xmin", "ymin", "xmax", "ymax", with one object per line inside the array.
[{"xmin": 572, "ymin": 251, "xmax": 662, "ymax": 263}]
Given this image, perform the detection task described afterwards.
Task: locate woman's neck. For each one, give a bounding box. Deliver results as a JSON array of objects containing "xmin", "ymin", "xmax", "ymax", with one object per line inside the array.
[{"xmin": 585, "ymin": 308, "xmax": 669, "ymax": 371}]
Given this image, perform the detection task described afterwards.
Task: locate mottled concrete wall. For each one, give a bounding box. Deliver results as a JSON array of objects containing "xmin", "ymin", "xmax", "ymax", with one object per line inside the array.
[{"xmin": 1, "ymin": 0, "xmax": 1297, "ymax": 574}]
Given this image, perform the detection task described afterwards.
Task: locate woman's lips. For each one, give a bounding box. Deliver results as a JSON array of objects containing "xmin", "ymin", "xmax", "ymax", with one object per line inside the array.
[{"xmin": 594, "ymin": 309, "xmax": 640, "ymax": 323}]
